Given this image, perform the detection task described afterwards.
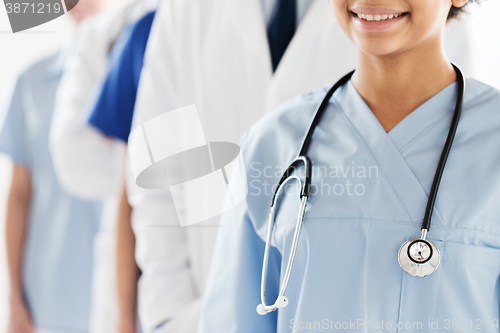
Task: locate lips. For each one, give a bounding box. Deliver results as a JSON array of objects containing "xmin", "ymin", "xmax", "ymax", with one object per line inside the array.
[
  {"xmin": 350, "ymin": 6, "xmax": 409, "ymax": 31},
  {"xmin": 350, "ymin": 5, "xmax": 407, "ymax": 15},
  {"xmin": 355, "ymin": 13, "xmax": 406, "ymax": 21}
]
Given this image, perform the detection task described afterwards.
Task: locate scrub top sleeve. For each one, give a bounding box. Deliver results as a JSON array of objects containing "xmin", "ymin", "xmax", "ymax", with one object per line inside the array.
[
  {"xmin": 0, "ymin": 75, "xmax": 30, "ymax": 167},
  {"xmin": 88, "ymin": 26, "xmax": 136, "ymax": 142},
  {"xmin": 88, "ymin": 11, "xmax": 156, "ymax": 143},
  {"xmin": 198, "ymin": 195, "xmax": 281, "ymax": 332}
]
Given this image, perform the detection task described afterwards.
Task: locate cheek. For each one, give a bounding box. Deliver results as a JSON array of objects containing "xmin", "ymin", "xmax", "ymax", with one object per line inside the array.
[
  {"xmin": 330, "ymin": 0, "xmax": 349, "ymax": 23},
  {"xmin": 329, "ymin": 0, "xmax": 353, "ymax": 39},
  {"xmin": 408, "ymin": 0, "xmax": 450, "ymax": 41},
  {"xmin": 409, "ymin": 0, "xmax": 451, "ymax": 27}
]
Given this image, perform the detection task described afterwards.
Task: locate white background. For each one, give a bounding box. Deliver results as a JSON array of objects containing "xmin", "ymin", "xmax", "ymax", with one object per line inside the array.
[{"xmin": 0, "ymin": 1, "xmax": 499, "ymax": 332}]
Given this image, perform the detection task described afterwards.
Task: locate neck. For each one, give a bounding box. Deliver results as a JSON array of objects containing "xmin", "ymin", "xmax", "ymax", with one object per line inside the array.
[{"xmin": 351, "ymin": 38, "xmax": 457, "ymax": 132}]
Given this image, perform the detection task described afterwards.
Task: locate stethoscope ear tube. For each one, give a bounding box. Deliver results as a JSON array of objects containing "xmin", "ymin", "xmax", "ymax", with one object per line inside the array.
[
  {"xmin": 270, "ymin": 156, "xmax": 312, "ymax": 207},
  {"xmin": 399, "ymin": 64, "xmax": 465, "ymax": 278},
  {"xmin": 258, "ymin": 175, "xmax": 309, "ymax": 315},
  {"xmin": 298, "ymin": 71, "xmax": 355, "ymax": 157},
  {"xmin": 421, "ymin": 64, "xmax": 465, "ymax": 232},
  {"xmin": 260, "ymin": 71, "xmax": 355, "ymax": 315}
]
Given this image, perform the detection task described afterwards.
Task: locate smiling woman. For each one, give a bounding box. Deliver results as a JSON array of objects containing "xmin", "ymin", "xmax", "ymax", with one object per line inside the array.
[
  {"xmin": 349, "ymin": 0, "xmax": 482, "ymax": 22},
  {"xmin": 332, "ymin": 0, "xmax": 474, "ymax": 132},
  {"xmin": 350, "ymin": 8, "xmax": 409, "ymax": 31},
  {"xmin": 197, "ymin": 0, "xmax": 500, "ymax": 332}
]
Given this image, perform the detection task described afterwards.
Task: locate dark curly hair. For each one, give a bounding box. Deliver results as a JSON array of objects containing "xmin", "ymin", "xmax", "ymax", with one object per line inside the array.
[{"xmin": 448, "ymin": 0, "xmax": 481, "ymax": 20}]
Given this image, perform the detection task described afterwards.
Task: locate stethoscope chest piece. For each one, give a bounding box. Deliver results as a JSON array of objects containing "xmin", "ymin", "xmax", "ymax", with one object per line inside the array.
[{"xmin": 398, "ymin": 237, "xmax": 440, "ymax": 277}]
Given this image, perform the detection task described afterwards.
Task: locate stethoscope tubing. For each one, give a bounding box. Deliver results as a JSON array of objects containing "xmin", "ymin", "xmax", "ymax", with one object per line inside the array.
[
  {"xmin": 421, "ymin": 64, "xmax": 465, "ymax": 231},
  {"xmin": 260, "ymin": 176, "xmax": 308, "ymax": 314},
  {"xmin": 258, "ymin": 64, "xmax": 465, "ymax": 314}
]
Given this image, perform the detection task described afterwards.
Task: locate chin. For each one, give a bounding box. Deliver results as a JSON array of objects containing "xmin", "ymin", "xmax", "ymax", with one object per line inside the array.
[{"xmin": 356, "ymin": 41, "xmax": 404, "ymax": 58}]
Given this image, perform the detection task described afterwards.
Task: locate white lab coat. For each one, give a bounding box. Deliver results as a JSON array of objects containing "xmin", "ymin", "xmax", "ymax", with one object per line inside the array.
[
  {"xmin": 49, "ymin": 2, "xmax": 158, "ymax": 333},
  {"xmin": 130, "ymin": 1, "xmax": 480, "ymax": 332},
  {"xmin": 50, "ymin": 0, "xmax": 159, "ymax": 200}
]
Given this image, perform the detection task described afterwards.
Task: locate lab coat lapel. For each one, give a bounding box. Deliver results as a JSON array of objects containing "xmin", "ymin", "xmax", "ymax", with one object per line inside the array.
[
  {"xmin": 200, "ymin": 0, "xmax": 272, "ymax": 143},
  {"xmin": 274, "ymin": 0, "xmax": 331, "ymax": 70},
  {"xmin": 336, "ymin": 82, "xmax": 446, "ymax": 226},
  {"xmin": 225, "ymin": 0, "xmax": 273, "ymax": 78}
]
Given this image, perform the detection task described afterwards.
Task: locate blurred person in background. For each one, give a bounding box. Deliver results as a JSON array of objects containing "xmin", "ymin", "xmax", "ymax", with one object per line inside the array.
[
  {"xmin": 85, "ymin": 9, "xmax": 157, "ymax": 333},
  {"xmin": 0, "ymin": 1, "xmax": 105, "ymax": 332},
  {"xmin": 48, "ymin": 1, "xmax": 158, "ymax": 333},
  {"xmin": 127, "ymin": 1, "xmax": 479, "ymax": 333}
]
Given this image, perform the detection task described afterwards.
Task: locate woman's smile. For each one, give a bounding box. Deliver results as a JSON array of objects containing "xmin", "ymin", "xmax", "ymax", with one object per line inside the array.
[{"xmin": 350, "ymin": 5, "xmax": 410, "ymax": 31}]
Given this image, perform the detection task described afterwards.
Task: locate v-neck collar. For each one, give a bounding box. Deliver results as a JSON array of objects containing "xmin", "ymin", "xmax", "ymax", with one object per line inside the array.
[
  {"xmin": 331, "ymin": 81, "xmax": 452, "ymax": 226},
  {"xmin": 388, "ymin": 82, "xmax": 458, "ymax": 152},
  {"xmin": 339, "ymin": 80, "xmax": 459, "ymax": 152},
  {"xmin": 338, "ymin": 80, "xmax": 460, "ymax": 151}
]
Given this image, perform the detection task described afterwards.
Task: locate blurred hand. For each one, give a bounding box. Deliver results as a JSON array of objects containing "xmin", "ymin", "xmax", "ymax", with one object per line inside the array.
[{"xmin": 8, "ymin": 297, "xmax": 34, "ymax": 333}]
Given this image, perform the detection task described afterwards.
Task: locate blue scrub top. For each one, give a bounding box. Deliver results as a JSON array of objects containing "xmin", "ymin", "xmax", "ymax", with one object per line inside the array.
[
  {"xmin": 88, "ymin": 11, "xmax": 156, "ymax": 142},
  {"xmin": 199, "ymin": 79, "xmax": 500, "ymax": 332},
  {"xmin": 0, "ymin": 51, "xmax": 101, "ymax": 332}
]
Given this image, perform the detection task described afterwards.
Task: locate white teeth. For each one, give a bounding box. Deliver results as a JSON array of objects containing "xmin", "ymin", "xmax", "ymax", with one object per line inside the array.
[{"xmin": 356, "ymin": 12, "xmax": 404, "ymax": 21}]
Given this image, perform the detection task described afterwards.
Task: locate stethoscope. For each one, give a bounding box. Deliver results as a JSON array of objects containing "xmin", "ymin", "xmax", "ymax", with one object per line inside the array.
[{"xmin": 256, "ymin": 64, "xmax": 466, "ymax": 315}]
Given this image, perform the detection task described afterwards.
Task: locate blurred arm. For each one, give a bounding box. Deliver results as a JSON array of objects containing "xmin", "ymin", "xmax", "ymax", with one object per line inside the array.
[
  {"xmin": 6, "ymin": 164, "xmax": 34, "ymax": 333},
  {"xmin": 116, "ymin": 183, "xmax": 140, "ymax": 333}
]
